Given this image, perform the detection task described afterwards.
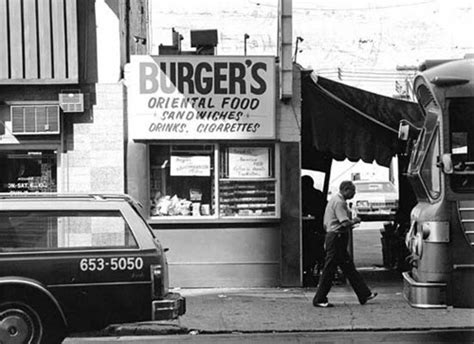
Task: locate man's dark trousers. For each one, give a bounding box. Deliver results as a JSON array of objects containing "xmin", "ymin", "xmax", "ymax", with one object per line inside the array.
[{"xmin": 313, "ymin": 231, "xmax": 371, "ymax": 304}]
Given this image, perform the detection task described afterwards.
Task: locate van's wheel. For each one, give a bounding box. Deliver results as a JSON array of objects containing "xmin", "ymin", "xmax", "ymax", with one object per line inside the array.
[{"xmin": 0, "ymin": 301, "xmax": 42, "ymax": 344}]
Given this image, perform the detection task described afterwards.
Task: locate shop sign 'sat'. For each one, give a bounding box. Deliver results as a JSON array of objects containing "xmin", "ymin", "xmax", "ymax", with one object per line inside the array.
[{"xmin": 128, "ymin": 55, "xmax": 276, "ymax": 140}]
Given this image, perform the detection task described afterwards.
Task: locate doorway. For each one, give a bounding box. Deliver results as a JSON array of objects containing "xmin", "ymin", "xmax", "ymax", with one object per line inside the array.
[{"xmin": 301, "ymin": 169, "xmax": 327, "ymax": 287}]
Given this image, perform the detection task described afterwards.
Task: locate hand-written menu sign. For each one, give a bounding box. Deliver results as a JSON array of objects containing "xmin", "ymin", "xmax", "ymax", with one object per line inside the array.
[
  {"xmin": 128, "ymin": 55, "xmax": 276, "ymax": 140},
  {"xmin": 228, "ymin": 147, "xmax": 270, "ymax": 178},
  {"xmin": 170, "ymin": 156, "xmax": 211, "ymax": 176}
]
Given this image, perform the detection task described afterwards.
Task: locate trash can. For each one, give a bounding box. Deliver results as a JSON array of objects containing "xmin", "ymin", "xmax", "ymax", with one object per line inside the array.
[{"xmin": 380, "ymin": 222, "xmax": 397, "ymax": 269}]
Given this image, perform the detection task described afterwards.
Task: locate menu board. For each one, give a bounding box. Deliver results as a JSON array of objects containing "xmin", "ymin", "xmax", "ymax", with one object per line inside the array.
[
  {"xmin": 170, "ymin": 156, "xmax": 211, "ymax": 176},
  {"xmin": 228, "ymin": 147, "xmax": 269, "ymax": 178}
]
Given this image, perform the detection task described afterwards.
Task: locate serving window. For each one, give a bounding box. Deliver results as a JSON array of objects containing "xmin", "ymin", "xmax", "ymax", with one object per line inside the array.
[
  {"xmin": 150, "ymin": 145, "xmax": 215, "ymax": 217},
  {"xmin": 219, "ymin": 145, "xmax": 276, "ymax": 217},
  {"xmin": 149, "ymin": 143, "xmax": 278, "ymax": 219},
  {"xmin": 0, "ymin": 150, "xmax": 57, "ymax": 193}
]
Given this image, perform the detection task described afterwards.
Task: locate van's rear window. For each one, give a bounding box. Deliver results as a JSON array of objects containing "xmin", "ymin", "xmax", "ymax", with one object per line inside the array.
[{"xmin": 0, "ymin": 211, "xmax": 138, "ymax": 251}]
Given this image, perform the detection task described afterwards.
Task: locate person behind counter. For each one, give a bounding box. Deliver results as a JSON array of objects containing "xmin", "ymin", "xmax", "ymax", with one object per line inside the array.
[{"xmin": 301, "ymin": 175, "xmax": 326, "ymax": 286}]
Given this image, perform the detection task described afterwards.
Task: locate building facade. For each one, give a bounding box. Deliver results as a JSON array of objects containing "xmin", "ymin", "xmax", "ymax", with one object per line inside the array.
[
  {"xmin": 0, "ymin": 0, "xmax": 133, "ymax": 196},
  {"xmin": 125, "ymin": 53, "xmax": 302, "ymax": 287},
  {"xmin": 0, "ymin": 0, "xmax": 303, "ymax": 288}
]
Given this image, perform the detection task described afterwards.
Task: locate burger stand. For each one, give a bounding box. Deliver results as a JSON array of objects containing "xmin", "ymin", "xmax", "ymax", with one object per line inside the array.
[{"xmin": 125, "ymin": 54, "xmax": 301, "ymax": 287}]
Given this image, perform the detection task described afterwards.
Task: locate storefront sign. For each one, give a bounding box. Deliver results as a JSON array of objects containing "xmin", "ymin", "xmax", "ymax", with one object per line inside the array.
[
  {"xmin": 170, "ymin": 155, "xmax": 211, "ymax": 176},
  {"xmin": 228, "ymin": 147, "xmax": 270, "ymax": 178},
  {"xmin": 128, "ymin": 55, "xmax": 276, "ymax": 140}
]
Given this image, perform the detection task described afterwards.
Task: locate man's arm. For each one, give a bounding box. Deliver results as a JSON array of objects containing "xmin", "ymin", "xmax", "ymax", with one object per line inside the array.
[
  {"xmin": 340, "ymin": 216, "xmax": 361, "ymax": 228},
  {"xmin": 335, "ymin": 200, "xmax": 361, "ymax": 228}
]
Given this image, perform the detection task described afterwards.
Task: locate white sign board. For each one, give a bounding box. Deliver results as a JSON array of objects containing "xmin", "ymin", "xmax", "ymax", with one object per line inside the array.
[
  {"xmin": 170, "ymin": 155, "xmax": 211, "ymax": 176},
  {"xmin": 228, "ymin": 147, "xmax": 270, "ymax": 178},
  {"xmin": 128, "ymin": 55, "xmax": 275, "ymax": 140}
]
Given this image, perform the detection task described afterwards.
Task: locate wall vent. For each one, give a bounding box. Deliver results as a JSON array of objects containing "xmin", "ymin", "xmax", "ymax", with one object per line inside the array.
[
  {"xmin": 59, "ymin": 92, "xmax": 84, "ymax": 113},
  {"xmin": 11, "ymin": 105, "xmax": 60, "ymax": 135}
]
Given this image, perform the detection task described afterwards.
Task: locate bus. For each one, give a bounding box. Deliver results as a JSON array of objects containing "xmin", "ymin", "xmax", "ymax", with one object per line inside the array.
[{"xmin": 399, "ymin": 57, "xmax": 474, "ymax": 308}]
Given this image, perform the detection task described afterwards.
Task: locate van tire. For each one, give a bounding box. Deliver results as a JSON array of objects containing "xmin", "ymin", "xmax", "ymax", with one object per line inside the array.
[{"xmin": 0, "ymin": 299, "xmax": 65, "ymax": 344}]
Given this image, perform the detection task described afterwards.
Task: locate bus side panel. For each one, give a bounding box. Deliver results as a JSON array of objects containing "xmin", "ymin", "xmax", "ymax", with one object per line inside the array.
[{"xmin": 451, "ymin": 202, "xmax": 474, "ymax": 308}]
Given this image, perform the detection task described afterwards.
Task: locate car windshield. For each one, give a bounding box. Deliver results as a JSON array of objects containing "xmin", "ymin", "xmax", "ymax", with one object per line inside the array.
[{"xmin": 355, "ymin": 182, "xmax": 395, "ymax": 193}]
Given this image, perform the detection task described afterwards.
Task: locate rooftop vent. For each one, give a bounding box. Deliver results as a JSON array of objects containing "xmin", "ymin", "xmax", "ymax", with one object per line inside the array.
[{"xmin": 190, "ymin": 29, "xmax": 218, "ymax": 55}]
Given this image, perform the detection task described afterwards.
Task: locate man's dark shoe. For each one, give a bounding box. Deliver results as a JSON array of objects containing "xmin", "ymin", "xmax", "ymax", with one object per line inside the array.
[
  {"xmin": 360, "ymin": 292, "xmax": 378, "ymax": 305},
  {"xmin": 313, "ymin": 301, "xmax": 334, "ymax": 308}
]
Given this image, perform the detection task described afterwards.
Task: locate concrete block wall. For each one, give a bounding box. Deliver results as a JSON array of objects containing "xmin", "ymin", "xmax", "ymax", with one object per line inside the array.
[{"xmin": 61, "ymin": 83, "xmax": 125, "ymax": 193}]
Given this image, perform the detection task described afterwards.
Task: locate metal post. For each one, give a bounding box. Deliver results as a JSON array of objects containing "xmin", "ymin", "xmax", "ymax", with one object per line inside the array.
[{"xmin": 244, "ymin": 33, "xmax": 249, "ymax": 56}]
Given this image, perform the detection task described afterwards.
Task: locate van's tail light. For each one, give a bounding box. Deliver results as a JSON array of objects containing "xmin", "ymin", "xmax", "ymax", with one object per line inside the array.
[{"xmin": 151, "ymin": 264, "xmax": 169, "ymax": 299}]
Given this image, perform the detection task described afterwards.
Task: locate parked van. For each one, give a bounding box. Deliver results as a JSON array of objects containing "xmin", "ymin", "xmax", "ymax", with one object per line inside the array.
[{"xmin": 0, "ymin": 193, "xmax": 185, "ymax": 343}]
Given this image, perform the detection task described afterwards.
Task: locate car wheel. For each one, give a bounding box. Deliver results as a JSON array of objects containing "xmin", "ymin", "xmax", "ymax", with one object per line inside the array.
[{"xmin": 0, "ymin": 301, "xmax": 43, "ymax": 344}]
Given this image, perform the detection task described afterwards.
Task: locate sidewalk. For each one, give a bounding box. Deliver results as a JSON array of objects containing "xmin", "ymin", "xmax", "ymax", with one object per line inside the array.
[{"xmin": 106, "ymin": 272, "xmax": 474, "ymax": 336}]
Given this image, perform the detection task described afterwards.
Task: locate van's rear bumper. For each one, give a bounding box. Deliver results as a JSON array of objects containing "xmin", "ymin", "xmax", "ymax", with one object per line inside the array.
[{"xmin": 152, "ymin": 292, "xmax": 186, "ymax": 320}]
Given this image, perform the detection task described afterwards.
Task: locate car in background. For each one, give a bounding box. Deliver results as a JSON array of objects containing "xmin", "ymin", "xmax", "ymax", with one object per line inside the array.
[
  {"xmin": 351, "ymin": 181, "xmax": 399, "ymax": 221},
  {"xmin": 0, "ymin": 193, "xmax": 185, "ymax": 344}
]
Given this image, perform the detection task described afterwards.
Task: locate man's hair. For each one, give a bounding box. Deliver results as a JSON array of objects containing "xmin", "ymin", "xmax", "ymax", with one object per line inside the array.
[{"xmin": 339, "ymin": 180, "xmax": 355, "ymax": 192}]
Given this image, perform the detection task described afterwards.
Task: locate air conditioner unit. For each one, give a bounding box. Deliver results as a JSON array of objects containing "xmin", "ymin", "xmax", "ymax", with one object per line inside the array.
[
  {"xmin": 11, "ymin": 105, "xmax": 60, "ymax": 135},
  {"xmin": 59, "ymin": 92, "xmax": 84, "ymax": 113}
]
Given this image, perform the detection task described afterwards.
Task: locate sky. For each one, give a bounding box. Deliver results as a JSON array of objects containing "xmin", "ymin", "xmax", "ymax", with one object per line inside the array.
[{"xmin": 150, "ymin": 0, "xmax": 474, "ymax": 71}]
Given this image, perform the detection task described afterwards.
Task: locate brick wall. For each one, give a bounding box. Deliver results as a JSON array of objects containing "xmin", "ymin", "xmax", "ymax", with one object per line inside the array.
[{"xmin": 62, "ymin": 83, "xmax": 125, "ymax": 193}]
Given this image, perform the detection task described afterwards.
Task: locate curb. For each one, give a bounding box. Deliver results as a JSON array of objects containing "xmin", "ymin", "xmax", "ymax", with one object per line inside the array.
[
  {"xmin": 90, "ymin": 325, "xmax": 474, "ymax": 337},
  {"xmin": 104, "ymin": 322, "xmax": 188, "ymax": 336}
]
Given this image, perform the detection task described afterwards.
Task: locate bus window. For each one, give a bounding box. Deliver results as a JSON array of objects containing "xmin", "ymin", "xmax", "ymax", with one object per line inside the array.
[
  {"xmin": 450, "ymin": 97, "xmax": 474, "ymax": 192},
  {"xmin": 420, "ymin": 127, "xmax": 441, "ymax": 199},
  {"xmin": 409, "ymin": 106, "xmax": 438, "ymax": 173},
  {"xmin": 407, "ymin": 92, "xmax": 441, "ymax": 200}
]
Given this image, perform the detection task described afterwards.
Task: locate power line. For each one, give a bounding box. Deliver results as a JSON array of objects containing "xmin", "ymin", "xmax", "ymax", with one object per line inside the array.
[{"xmin": 251, "ymin": 0, "xmax": 436, "ymax": 12}]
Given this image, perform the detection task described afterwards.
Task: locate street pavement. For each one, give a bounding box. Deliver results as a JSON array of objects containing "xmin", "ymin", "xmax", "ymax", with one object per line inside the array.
[
  {"xmin": 65, "ymin": 271, "xmax": 474, "ymax": 341},
  {"xmin": 169, "ymin": 279, "xmax": 474, "ymax": 334},
  {"xmin": 65, "ymin": 330, "xmax": 474, "ymax": 343},
  {"xmin": 353, "ymin": 221, "xmax": 386, "ymax": 268}
]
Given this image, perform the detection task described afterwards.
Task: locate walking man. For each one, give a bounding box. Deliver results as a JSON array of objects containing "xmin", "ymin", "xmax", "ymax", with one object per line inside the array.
[{"xmin": 313, "ymin": 180, "xmax": 377, "ymax": 308}]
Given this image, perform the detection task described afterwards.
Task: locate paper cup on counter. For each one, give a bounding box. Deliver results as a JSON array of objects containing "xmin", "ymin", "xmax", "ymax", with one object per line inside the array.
[
  {"xmin": 192, "ymin": 202, "xmax": 201, "ymax": 216},
  {"xmin": 201, "ymin": 204, "xmax": 210, "ymax": 216}
]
